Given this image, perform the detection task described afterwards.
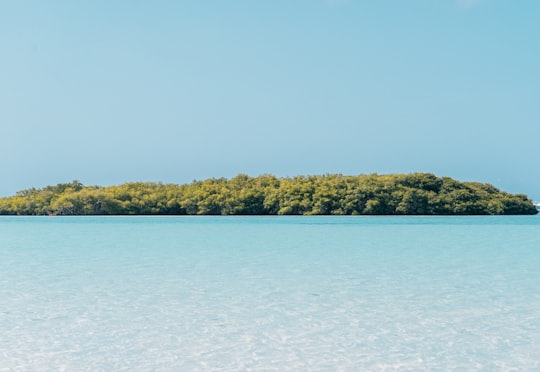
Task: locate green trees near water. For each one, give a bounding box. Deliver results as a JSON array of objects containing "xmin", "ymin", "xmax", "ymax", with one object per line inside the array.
[{"xmin": 0, "ymin": 174, "xmax": 537, "ymax": 215}]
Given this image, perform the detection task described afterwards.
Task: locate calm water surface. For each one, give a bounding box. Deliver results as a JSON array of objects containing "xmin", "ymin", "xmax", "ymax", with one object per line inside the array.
[{"xmin": 1, "ymin": 216, "xmax": 539, "ymax": 370}]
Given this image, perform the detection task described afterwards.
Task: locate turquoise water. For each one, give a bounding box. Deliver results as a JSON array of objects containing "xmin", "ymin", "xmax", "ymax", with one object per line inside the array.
[{"xmin": 1, "ymin": 216, "xmax": 539, "ymax": 370}]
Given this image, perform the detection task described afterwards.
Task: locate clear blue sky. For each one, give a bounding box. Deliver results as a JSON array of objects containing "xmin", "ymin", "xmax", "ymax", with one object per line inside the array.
[{"xmin": 1, "ymin": 1, "xmax": 539, "ymax": 200}]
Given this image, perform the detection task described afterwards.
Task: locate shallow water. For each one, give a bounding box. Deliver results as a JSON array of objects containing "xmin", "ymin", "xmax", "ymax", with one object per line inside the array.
[{"xmin": 1, "ymin": 216, "xmax": 539, "ymax": 370}]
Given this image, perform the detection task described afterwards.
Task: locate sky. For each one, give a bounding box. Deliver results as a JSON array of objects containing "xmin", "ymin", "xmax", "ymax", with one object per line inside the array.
[{"xmin": 1, "ymin": 1, "xmax": 539, "ymax": 200}]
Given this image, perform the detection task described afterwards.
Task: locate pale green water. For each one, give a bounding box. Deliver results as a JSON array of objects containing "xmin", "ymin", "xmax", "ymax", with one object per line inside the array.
[{"xmin": 1, "ymin": 216, "xmax": 539, "ymax": 370}]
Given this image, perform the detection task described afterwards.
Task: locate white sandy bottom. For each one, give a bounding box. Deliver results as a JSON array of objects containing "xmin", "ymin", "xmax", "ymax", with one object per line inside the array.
[{"xmin": 1, "ymin": 217, "xmax": 539, "ymax": 370}]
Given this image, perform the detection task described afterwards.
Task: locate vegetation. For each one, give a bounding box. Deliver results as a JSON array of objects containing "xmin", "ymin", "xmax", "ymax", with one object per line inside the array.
[{"xmin": 0, "ymin": 173, "xmax": 537, "ymax": 215}]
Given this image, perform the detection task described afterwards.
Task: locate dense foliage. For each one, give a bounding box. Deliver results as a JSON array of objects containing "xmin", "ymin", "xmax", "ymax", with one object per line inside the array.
[{"xmin": 0, "ymin": 174, "xmax": 537, "ymax": 215}]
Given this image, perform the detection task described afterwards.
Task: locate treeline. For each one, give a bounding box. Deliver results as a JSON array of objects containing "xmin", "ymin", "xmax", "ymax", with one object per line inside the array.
[{"xmin": 0, "ymin": 173, "xmax": 537, "ymax": 216}]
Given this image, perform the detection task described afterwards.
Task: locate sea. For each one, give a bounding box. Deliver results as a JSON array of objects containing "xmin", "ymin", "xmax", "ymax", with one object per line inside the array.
[{"xmin": 1, "ymin": 216, "xmax": 539, "ymax": 371}]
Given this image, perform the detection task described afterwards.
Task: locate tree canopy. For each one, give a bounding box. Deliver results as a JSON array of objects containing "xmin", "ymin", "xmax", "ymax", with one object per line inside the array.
[{"xmin": 0, "ymin": 174, "xmax": 537, "ymax": 215}]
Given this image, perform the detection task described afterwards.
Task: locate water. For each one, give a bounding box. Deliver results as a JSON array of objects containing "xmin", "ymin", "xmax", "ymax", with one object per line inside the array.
[{"xmin": 1, "ymin": 216, "xmax": 539, "ymax": 371}]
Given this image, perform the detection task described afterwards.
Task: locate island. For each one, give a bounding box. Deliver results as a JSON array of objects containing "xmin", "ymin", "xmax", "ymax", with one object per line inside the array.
[{"xmin": 0, "ymin": 173, "xmax": 537, "ymax": 216}]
